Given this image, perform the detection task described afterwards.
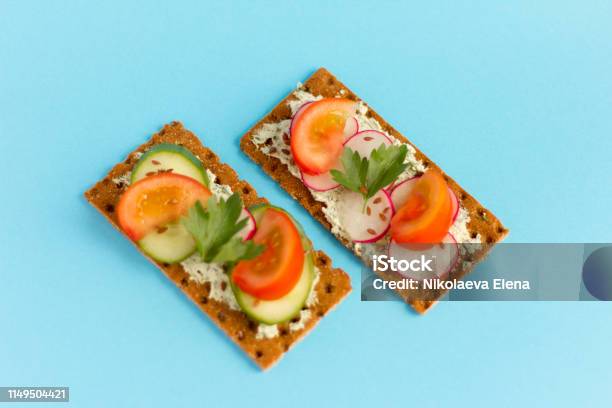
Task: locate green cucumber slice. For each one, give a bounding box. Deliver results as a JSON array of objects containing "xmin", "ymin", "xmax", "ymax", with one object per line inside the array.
[
  {"xmin": 131, "ymin": 143, "xmax": 209, "ymax": 186},
  {"xmin": 232, "ymin": 251, "xmax": 315, "ymax": 325},
  {"xmin": 131, "ymin": 144, "xmax": 206, "ymax": 263},
  {"xmin": 138, "ymin": 222, "xmax": 196, "ymax": 263}
]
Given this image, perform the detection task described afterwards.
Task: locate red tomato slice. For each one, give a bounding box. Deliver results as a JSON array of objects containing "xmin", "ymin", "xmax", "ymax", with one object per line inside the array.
[
  {"xmin": 117, "ymin": 173, "xmax": 211, "ymax": 241},
  {"xmin": 290, "ymin": 98, "xmax": 357, "ymax": 175},
  {"xmin": 390, "ymin": 170, "xmax": 453, "ymax": 243},
  {"xmin": 232, "ymin": 208, "xmax": 304, "ymax": 300}
]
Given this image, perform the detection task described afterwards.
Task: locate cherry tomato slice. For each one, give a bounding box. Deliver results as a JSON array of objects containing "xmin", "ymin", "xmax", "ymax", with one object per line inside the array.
[
  {"xmin": 390, "ymin": 170, "xmax": 453, "ymax": 244},
  {"xmin": 117, "ymin": 173, "xmax": 211, "ymax": 241},
  {"xmin": 290, "ymin": 98, "xmax": 357, "ymax": 175},
  {"xmin": 232, "ymin": 208, "xmax": 304, "ymax": 300}
]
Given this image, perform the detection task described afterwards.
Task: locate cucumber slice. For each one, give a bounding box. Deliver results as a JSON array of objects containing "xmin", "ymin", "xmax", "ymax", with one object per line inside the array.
[
  {"xmin": 232, "ymin": 251, "xmax": 315, "ymax": 325},
  {"xmin": 131, "ymin": 144, "xmax": 206, "ymax": 263},
  {"xmin": 132, "ymin": 143, "xmax": 209, "ymax": 187},
  {"xmin": 138, "ymin": 222, "xmax": 196, "ymax": 263}
]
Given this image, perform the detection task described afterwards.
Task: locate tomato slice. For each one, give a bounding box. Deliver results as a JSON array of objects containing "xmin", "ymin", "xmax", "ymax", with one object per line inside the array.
[
  {"xmin": 232, "ymin": 208, "xmax": 304, "ymax": 300},
  {"xmin": 117, "ymin": 173, "xmax": 211, "ymax": 241},
  {"xmin": 290, "ymin": 98, "xmax": 357, "ymax": 175},
  {"xmin": 390, "ymin": 170, "xmax": 453, "ymax": 243}
]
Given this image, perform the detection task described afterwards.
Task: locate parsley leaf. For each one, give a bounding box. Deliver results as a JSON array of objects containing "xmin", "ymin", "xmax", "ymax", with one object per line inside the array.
[
  {"xmin": 330, "ymin": 148, "xmax": 368, "ymax": 193},
  {"xmin": 331, "ymin": 143, "xmax": 408, "ymax": 205},
  {"xmin": 212, "ymin": 236, "xmax": 263, "ymax": 264},
  {"xmin": 181, "ymin": 193, "xmax": 264, "ymax": 264}
]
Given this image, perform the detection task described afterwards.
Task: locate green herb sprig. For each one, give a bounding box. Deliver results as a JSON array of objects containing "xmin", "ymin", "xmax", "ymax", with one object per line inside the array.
[
  {"xmin": 330, "ymin": 144, "xmax": 408, "ymax": 210},
  {"xmin": 181, "ymin": 193, "xmax": 263, "ymax": 264}
]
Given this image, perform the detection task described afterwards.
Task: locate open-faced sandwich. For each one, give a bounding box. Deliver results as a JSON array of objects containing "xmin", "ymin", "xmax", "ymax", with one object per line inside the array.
[
  {"xmin": 241, "ymin": 68, "xmax": 508, "ymax": 313},
  {"xmin": 85, "ymin": 122, "xmax": 350, "ymax": 369}
]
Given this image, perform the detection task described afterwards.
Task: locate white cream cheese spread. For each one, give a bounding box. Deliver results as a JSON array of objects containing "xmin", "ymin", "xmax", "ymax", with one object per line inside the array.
[{"xmin": 111, "ymin": 172, "xmax": 131, "ymax": 186}]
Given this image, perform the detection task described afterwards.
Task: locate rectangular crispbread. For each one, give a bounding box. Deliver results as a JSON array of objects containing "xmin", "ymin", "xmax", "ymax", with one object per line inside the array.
[
  {"xmin": 240, "ymin": 68, "xmax": 508, "ymax": 313},
  {"xmin": 85, "ymin": 121, "xmax": 351, "ymax": 370}
]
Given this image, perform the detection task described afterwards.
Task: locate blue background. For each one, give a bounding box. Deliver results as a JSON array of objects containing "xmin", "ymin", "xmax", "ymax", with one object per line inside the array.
[{"xmin": 1, "ymin": 1, "xmax": 611, "ymax": 406}]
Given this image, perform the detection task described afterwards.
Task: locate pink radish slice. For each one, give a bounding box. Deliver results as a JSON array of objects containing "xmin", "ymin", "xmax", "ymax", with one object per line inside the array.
[
  {"xmin": 301, "ymin": 164, "xmax": 340, "ymax": 191},
  {"xmin": 387, "ymin": 233, "xmax": 459, "ymax": 280},
  {"xmin": 344, "ymin": 130, "xmax": 393, "ymax": 156},
  {"xmin": 238, "ymin": 208, "xmax": 257, "ymax": 240},
  {"xmin": 337, "ymin": 189, "xmax": 394, "ymax": 243},
  {"xmin": 289, "ymin": 101, "xmax": 312, "ymax": 136},
  {"xmin": 390, "ymin": 177, "xmax": 460, "ymax": 224},
  {"xmin": 390, "ymin": 177, "xmax": 419, "ymax": 210},
  {"xmin": 343, "ymin": 116, "xmax": 358, "ymax": 140}
]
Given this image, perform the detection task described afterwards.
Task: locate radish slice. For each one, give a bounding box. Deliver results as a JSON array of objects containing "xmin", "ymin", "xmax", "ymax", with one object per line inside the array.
[
  {"xmin": 238, "ymin": 208, "xmax": 257, "ymax": 240},
  {"xmin": 337, "ymin": 189, "xmax": 394, "ymax": 243},
  {"xmin": 343, "ymin": 116, "xmax": 358, "ymax": 140},
  {"xmin": 387, "ymin": 233, "xmax": 459, "ymax": 280},
  {"xmin": 344, "ymin": 130, "xmax": 393, "ymax": 157},
  {"xmin": 301, "ymin": 163, "xmax": 340, "ymax": 191},
  {"xmin": 290, "ymin": 101, "xmax": 312, "ymax": 136},
  {"xmin": 390, "ymin": 177, "xmax": 419, "ymax": 210},
  {"xmin": 390, "ymin": 177, "xmax": 461, "ymax": 224}
]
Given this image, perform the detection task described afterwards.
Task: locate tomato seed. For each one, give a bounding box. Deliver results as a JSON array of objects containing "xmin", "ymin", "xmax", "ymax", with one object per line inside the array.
[
  {"xmin": 364, "ymin": 137, "xmax": 374, "ymax": 141},
  {"xmin": 379, "ymin": 213, "xmax": 387, "ymax": 221},
  {"xmin": 383, "ymin": 207, "xmax": 390, "ymax": 214},
  {"xmin": 151, "ymin": 160, "xmax": 161, "ymax": 165},
  {"xmin": 367, "ymin": 228, "xmax": 377, "ymax": 235},
  {"xmin": 366, "ymin": 206, "xmax": 371, "ymax": 215},
  {"xmin": 373, "ymin": 197, "xmax": 382, "ymax": 204}
]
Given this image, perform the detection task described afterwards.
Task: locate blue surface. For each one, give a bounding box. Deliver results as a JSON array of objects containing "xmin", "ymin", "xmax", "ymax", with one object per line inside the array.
[{"xmin": 1, "ymin": 1, "xmax": 612, "ymax": 406}]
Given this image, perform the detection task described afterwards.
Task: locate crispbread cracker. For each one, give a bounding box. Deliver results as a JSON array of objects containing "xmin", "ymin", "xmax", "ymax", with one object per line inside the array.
[
  {"xmin": 240, "ymin": 68, "xmax": 508, "ymax": 313},
  {"xmin": 85, "ymin": 121, "xmax": 351, "ymax": 370}
]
